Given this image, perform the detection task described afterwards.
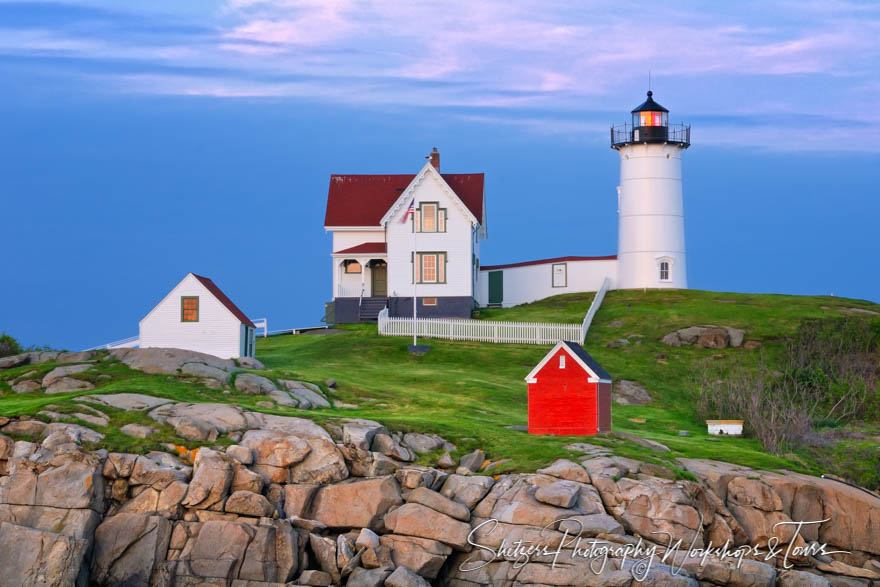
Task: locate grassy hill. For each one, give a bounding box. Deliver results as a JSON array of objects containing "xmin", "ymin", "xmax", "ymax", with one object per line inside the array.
[
  {"xmin": 1, "ymin": 289, "xmax": 878, "ymax": 485},
  {"xmin": 255, "ymin": 289, "xmax": 880, "ymax": 482}
]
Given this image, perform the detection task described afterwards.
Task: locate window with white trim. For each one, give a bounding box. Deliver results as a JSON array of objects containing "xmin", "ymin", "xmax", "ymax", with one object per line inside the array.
[
  {"xmin": 559, "ymin": 355, "xmax": 566, "ymax": 369},
  {"xmin": 659, "ymin": 261, "xmax": 670, "ymax": 281}
]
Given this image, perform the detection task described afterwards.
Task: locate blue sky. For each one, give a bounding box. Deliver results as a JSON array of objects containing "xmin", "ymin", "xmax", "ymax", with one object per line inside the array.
[{"xmin": 1, "ymin": 0, "xmax": 879, "ymax": 350}]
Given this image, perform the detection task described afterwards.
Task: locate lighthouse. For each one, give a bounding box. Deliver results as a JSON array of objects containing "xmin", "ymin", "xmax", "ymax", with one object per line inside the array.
[{"xmin": 612, "ymin": 91, "xmax": 690, "ymax": 289}]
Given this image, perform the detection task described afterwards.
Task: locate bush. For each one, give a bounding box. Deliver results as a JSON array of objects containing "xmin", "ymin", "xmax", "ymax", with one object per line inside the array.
[
  {"xmin": 0, "ymin": 333, "xmax": 23, "ymax": 358},
  {"xmin": 696, "ymin": 317, "xmax": 880, "ymax": 455}
]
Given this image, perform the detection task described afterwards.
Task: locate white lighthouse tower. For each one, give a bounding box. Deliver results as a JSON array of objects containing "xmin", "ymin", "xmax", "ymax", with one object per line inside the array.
[{"xmin": 612, "ymin": 91, "xmax": 690, "ymax": 289}]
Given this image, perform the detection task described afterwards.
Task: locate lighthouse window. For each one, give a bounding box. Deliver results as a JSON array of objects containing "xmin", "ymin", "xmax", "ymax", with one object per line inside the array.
[{"xmin": 659, "ymin": 261, "xmax": 670, "ymax": 281}]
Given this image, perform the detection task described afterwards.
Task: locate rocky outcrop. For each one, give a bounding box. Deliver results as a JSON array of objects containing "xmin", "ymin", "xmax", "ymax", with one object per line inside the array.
[
  {"xmin": 0, "ymin": 394, "xmax": 878, "ymax": 586},
  {"xmin": 661, "ymin": 325, "xmax": 747, "ymax": 348}
]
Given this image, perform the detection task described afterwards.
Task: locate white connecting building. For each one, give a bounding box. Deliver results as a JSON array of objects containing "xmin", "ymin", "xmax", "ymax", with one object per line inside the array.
[{"xmin": 324, "ymin": 92, "xmax": 691, "ymax": 321}]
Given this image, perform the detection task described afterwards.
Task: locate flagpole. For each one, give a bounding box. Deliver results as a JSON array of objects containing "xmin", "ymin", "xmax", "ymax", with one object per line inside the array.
[{"xmin": 412, "ymin": 198, "xmax": 418, "ymax": 348}]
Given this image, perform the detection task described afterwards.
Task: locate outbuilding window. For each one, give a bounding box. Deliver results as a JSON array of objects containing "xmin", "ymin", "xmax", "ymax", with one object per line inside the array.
[
  {"xmin": 181, "ymin": 296, "xmax": 199, "ymax": 322},
  {"xmin": 659, "ymin": 261, "xmax": 670, "ymax": 281},
  {"xmin": 559, "ymin": 355, "xmax": 566, "ymax": 369}
]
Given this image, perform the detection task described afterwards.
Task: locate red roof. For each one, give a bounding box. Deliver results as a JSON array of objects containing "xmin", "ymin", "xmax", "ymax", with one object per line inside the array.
[
  {"xmin": 480, "ymin": 255, "xmax": 617, "ymax": 271},
  {"xmin": 334, "ymin": 242, "xmax": 387, "ymax": 255},
  {"xmin": 192, "ymin": 274, "xmax": 255, "ymax": 327},
  {"xmin": 324, "ymin": 173, "xmax": 484, "ymax": 227}
]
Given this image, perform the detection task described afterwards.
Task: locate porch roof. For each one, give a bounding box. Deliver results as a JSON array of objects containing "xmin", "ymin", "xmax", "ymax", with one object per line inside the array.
[{"xmin": 333, "ymin": 242, "xmax": 387, "ymax": 255}]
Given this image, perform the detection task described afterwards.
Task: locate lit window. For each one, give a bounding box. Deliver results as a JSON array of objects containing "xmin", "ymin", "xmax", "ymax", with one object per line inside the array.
[
  {"xmin": 181, "ymin": 297, "xmax": 199, "ymax": 322},
  {"xmin": 559, "ymin": 355, "xmax": 566, "ymax": 369},
  {"xmin": 422, "ymin": 204, "xmax": 437, "ymax": 232},
  {"xmin": 659, "ymin": 261, "xmax": 670, "ymax": 281},
  {"xmin": 345, "ymin": 261, "xmax": 361, "ymax": 274},
  {"xmin": 422, "ymin": 254, "xmax": 437, "ymax": 282},
  {"xmin": 414, "ymin": 252, "xmax": 446, "ymax": 283},
  {"xmin": 422, "ymin": 297, "xmax": 437, "ymax": 306}
]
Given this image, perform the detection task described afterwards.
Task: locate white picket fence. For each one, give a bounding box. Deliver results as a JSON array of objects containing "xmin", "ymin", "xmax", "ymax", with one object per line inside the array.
[{"xmin": 377, "ymin": 279, "xmax": 610, "ymax": 345}]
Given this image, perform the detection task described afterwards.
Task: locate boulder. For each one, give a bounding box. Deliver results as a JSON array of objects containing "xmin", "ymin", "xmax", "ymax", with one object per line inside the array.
[
  {"xmin": 280, "ymin": 379, "xmax": 331, "ymax": 408},
  {"xmin": 405, "ymin": 487, "xmax": 471, "ymax": 522},
  {"xmin": 343, "ymin": 421, "xmax": 386, "ymax": 450},
  {"xmin": 536, "ymin": 459, "xmax": 590, "ymax": 483},
  {"xmin": 180, "ymin": 362, "xmax": 230, "ymax": 383},
  {"xmin": 91, "ymin": 513, "xmax": 172, "ymax": 586},
  {"xmin": 224, "ymin": 490, "xmax": 274, "ymax": 517},
  {"xmin": 297, "ymin": 569, "xmax": 333, "ymax": 586},
  {"xmin": 234, "ymin": 373, "xmax": 276, "ymax": 395},
  {"xmin": 226, "ymin": 444, "xmax": 253, "ymax": 465},
  {"xmin": 11, "ymin": 380, "xmax": 41, "ymax": 394},
  {"xmin": 44, "ymin": 422, "xmax": 104, "ymax": 443},
  {"xmin": 557, "ymin": 513, "xmax": 625, "ymax": 537},
  {"xmin": 181, "ymin": 448, "xmax": 235, "ymax": 510},
  {"xmin": 384, "ymin": 503, "xmax": 472, "ymax": 550},
  {"xmin": 84, "ymin": 393, "xmax": 174, "ymax": 411},
  {"xmin": 45, "ymin": 377, "xmax": 95, "ymax": 394},
  {"xmin": 458, "ymin": 449, "xmax": 486, "ymax": 473},
  {"xmin": 0, "ymin": 353, "xmax": 30, "ymax": 370},
  {"xmin": 282, "ymin": 484, "xmax": 319, "ymax": 519},
  {"xmin": 150, "ymin": 402, "xmax": 249, "ymax": 434},
  {"xmin": 308, "ymin": 476, "xmax": 402, "ymax": 531},
  {"xmin": 535, "ymin": 480, "xmax": 581, "ymax": 508},
  {"xmin": 379, "ymin": 534, "xmax": 452, "ymax": 579},
  {"xmin": 725, "ymin": 327, "xmax": 746, "ymax": 347},
  {"xmin": 1, "ymin": 419, "xmax": 47, "ymax": 437},
  {"xmin": 439, "ymin": 474, "xmax": 494, "ymax": 509},
  {"xmin": 130, "ymin": 455, "xmax": 190, "ymax": 490},
  {"xmin": 0, "ymin": 449, "xmax": 105, "ymax": 511},
  {"xmin": 371, "ymin": 433, "xmax": 415, "ymax": 462},
  {"xmin": 235, "ymin": 356, "xmax": 264, "ymax": 369},
  {"xmin": 0, "ymin": 521, "xmax": 88, "ymax": 586},
  {"xmin": 778, "ymin": 569, "xmax": 832, "ymax": 587},
  {"xmin": 41, "ymin": 364, "xmax": 91, "ymax": 388},
  {"xmin": 289, "ymin": 438, "xmax": 349, "ymax": 485},
  {"xmin": 267, "ymin": 388, "xmax": 299, "ymax": 407},
  {"xmin": 614, "ymin": 380, "xmax": 653, "ymax": 405},
  {"xmin": 230, "ymin": 463, "xmax": 265, "ymax": 494},
  {"xmin": 168, "ymin": 416, "xmax": 218, "ymax": 442},
  {"xmin": 402, "ymin": 433, "xmax": 443, "ymax": 454},
  {"xmin": 356, "ymin": 527, "xmax": 381, "ymax": 549},
  {"xmin": 244, "ymin": 413, "xmax": 333, "ymax": 441},
  {"xmin": 110, "ymin": 347, "xmax": 236, "ymax": 375},
  {"xmin": 72, "ymin": 412, "xmax": 108, "ymax": 427},
  {"xmin": 120, "ymin": 423, "xmax": 157, "ymax": 439},
  {"xmin": 347, "ymin": 566, "xmax": 392, "ymax": 587},
  {"xmin": 613, "ymin": 431, "xmax": 670, "ymax": 453},
  {"xmin": 437, "ymin": 452, "xmax": 456, "ymax": 469},
  {"xmin": 385, "ymin": 565, "xmax": 432, "ymax": 587},
  {"xmin": 309, "ymin": 533, "xmax": 340, "ymax": 584}
]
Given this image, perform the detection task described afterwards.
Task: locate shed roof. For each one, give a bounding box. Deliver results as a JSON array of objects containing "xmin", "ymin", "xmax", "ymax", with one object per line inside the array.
[
  {"xmin": 324, "ymin": 173, "xmax": 484, "ymax": 227},
  {"xmin": 525, "ymin": 340, "xmax": 612, "ymax": 382},
  {"xmin": 192, "ymin": 274, "xmax": 255, "ymax": 327}
]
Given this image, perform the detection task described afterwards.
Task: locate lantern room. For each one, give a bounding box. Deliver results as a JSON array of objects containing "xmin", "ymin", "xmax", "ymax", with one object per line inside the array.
[
  {"xmin": 611, "ymin": 90, "xmax": 690, "ymax": 149},
  {"xmin": 632, "ymin": 90, "xmax": 668, "ymax": 141}
]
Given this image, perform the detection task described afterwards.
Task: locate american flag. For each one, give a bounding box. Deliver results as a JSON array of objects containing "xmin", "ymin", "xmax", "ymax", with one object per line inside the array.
[{"xmin": 402, "ymin": 198, "xmax": 415, "ymax": 223}]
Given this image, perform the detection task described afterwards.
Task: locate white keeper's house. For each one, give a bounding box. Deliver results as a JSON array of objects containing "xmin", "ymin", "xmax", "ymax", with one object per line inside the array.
[
  {"xmin": 139, "ymin": 273, "xmax": 257, "ymax": 359},
  {"xmin": 324, "ymin": 91, "xmax": 691, "ymax": 322}
]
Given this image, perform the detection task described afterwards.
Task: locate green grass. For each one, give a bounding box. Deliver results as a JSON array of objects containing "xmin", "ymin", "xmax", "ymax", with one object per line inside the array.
[{"xmin": 1, "ymin": 289, "xmax": 878, "ymax": 481}]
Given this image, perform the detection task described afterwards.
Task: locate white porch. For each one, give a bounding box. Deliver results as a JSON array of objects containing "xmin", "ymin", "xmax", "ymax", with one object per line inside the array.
[{"xmin": 333, "ymin": 256, "xmax": 388, "ymax": 299}]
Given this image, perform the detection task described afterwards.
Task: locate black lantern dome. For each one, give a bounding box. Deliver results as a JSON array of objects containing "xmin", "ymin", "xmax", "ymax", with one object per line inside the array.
[{"xmin": 611, "ymin": 91, "xmax": 690, "ymax": 149}]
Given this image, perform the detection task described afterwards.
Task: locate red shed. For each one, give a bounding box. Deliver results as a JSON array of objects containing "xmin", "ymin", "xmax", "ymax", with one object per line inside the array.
[{"xmin": 524, "ymin": 341, "xmax": 612, "ymax": 436}]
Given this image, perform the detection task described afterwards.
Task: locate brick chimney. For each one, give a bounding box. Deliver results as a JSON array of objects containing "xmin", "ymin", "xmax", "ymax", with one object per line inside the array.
[{"xmin": 429, "ymin": 147, "xmax": 439, "ymax": 169}]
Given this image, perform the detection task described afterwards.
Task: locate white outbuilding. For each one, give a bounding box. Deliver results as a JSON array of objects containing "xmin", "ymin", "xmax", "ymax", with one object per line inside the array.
[{"xmin": 139, "ymin": 273, "xmax": 256, "ymax": 359}]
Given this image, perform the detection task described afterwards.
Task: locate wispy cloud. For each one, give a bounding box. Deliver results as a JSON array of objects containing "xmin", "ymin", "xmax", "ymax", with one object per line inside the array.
[{"xmin": 0, "ymin": 0, "xmax": 878, "ymax": 150}]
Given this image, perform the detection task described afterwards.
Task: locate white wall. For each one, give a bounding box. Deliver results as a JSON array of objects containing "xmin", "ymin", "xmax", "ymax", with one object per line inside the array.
[
  {"xmin": 476, "ymin": 259, "xmax": 617, "ymax": 307},
  {"xmin": 385, "ymin": 168, "xmax": 476, "ymax": 299},
  {"xmin": 331, "ymin": 229, "xmax": 385, "ymax": 251},
  {"xmin": 617, "ymin": 142, "xmax": 687, "ymax": 289},
  {"xmin": 140, "ymin": 274, "xmax": 244, "ymax": 359}
]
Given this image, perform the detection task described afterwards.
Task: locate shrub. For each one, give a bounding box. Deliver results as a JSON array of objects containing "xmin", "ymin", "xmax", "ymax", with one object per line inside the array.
[
  {"xmin": 0, "ymin": 333, "xmax": 23, "ymax": 358},
  {"xmin": 696, "ymin": 317, "xmax": 880, "ymax": 455}
]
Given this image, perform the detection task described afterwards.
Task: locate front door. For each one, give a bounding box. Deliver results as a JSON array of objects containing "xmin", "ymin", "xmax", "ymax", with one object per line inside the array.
[
  {"xmin": 488, "ymin": 270, "xmax": 503, "ymax": 305},
  {"xmin": 371, "ymin": 262, "xmax": 387, "ymax": 296}
]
